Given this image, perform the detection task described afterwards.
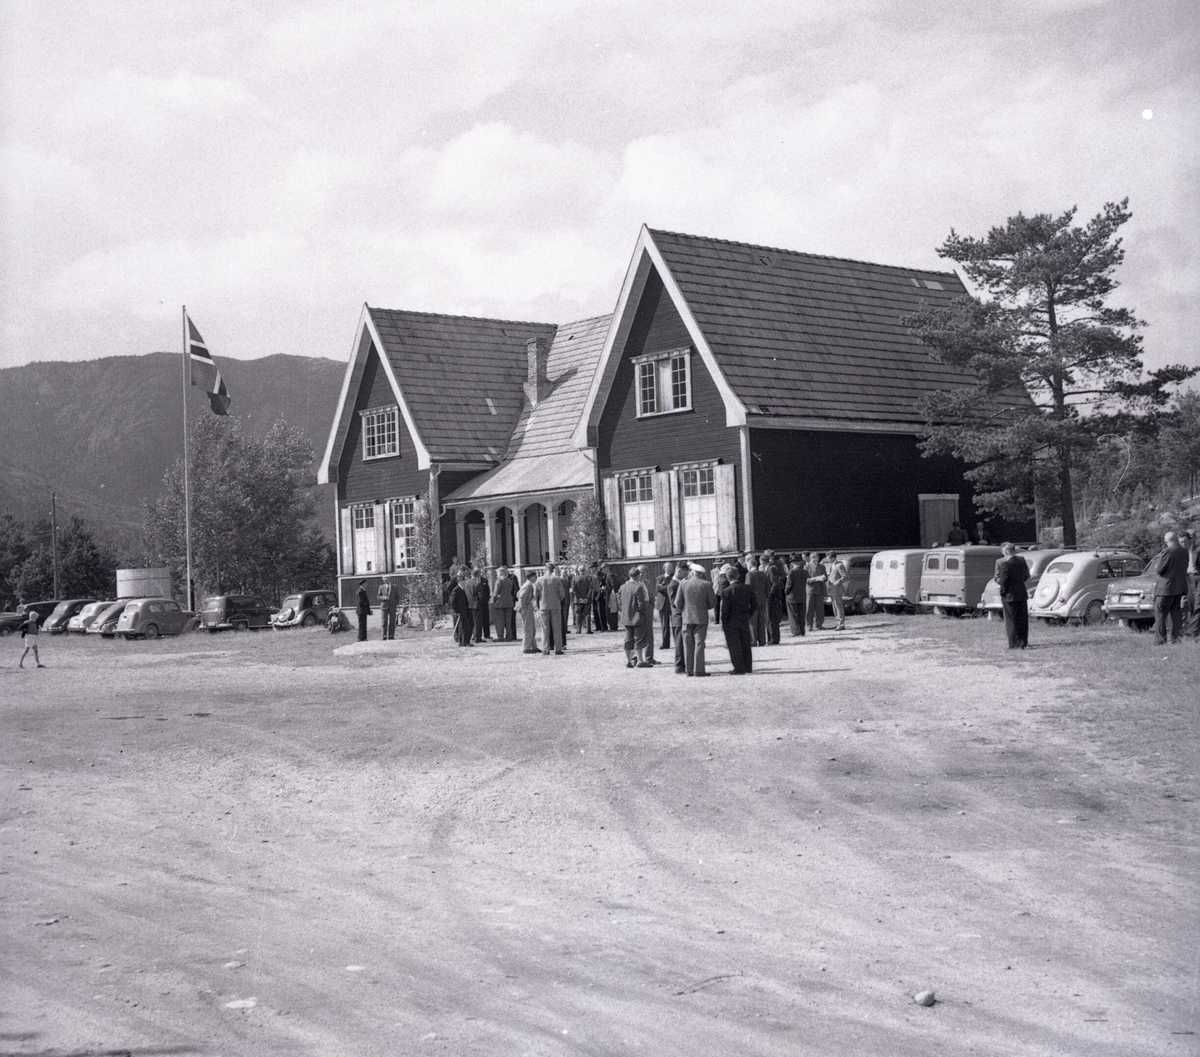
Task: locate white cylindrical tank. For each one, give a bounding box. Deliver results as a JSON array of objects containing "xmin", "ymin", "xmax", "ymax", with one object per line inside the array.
[{"xmin": 116, "ymin": 567, "xmax": 172, "ymax": 599}]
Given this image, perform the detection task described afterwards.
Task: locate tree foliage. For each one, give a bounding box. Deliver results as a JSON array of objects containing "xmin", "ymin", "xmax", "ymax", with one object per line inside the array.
[
  {"xmin": 0, "ymin": 513, "xmax": 118, "ymax": 607},
  {"xmin": 907, "ymin": 199, "xmax": 1196, "ymax": 546},
  {"xmin": 408, "ymin": 498, "xmax": 443, "ymax": 607},
  {"xmin": 143, "ymin": 415, "xmax": 335, "ymax": 601},
  {"xmin": 564, "ymin": 492, "xmax": 608, "ymax": 567}
]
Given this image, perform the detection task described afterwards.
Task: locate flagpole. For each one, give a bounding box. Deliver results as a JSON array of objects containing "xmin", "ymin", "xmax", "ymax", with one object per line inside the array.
[{"xmin": 182, "ymin": 305, "xmax": 193, "ymax": 613}]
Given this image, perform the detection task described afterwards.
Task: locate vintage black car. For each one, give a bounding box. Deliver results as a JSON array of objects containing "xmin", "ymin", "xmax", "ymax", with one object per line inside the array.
[{"xmin": 199, "ymin": 594, "xmax": 273, "ymax": 632}]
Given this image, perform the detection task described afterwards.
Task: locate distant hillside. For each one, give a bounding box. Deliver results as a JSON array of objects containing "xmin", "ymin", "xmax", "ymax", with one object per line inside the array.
[{"xmin": 0, "ymin": 353, "xmax": 344, "ymax": 550}]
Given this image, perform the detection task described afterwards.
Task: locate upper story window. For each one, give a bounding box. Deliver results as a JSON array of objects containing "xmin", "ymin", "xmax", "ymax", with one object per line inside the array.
[
  {"xmin": 361, "ymin": 406, "xmax": 399, "ymax": 460},
  {"xmin": 634, "ymin": 349, "xmax": 691, "ymax": 417}
]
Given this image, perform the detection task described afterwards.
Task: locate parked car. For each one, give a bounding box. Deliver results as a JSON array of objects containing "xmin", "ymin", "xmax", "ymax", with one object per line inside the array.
[
  {"xmin": 67, "ymin": 600, "xmax": 114, "ymax": 634},
  {"xmin": 42, "ymin": 598, "xmax": 97, "ymax": 634},
  {"xmin": 272, "ymin": 590, "xmax": 337, "ymax": 628},
  {"xmin": 827, "ymin": 554, "xmax": 875, "ymax": 614},
  {"xmin": 199, "ymin": 594, "xmax": 273, "ymax": 632},
  {"xmin": 0, "ymin": 599, "xmax": 62, "ymax": 636},
  {"xmin": 1028, "ymin": 551, "xmax": 1144, "ymax": 625},
  {"xmin": 115, "ymin": 597, "xmax": 196, "ymax": 639},
  {"xmin": 87, "ymin": 600, "xmax": 135, "ymax": 637},
  {"xmin": 918, "ymin": 545, "xmax": 1005, "ymax": 615},
  {"xmin": 1101, "ymin": 571, "xmax": 1159, "ymax": 630},
  {"xmin": 979, "ymin": 549, "xmax": 1068, "ymax": 618},
  {"xmin": 0, "ymin": 611, "xmax": 24, "ymax": 636},
  {"xmin": 868, "ymin": 549, "xmax": 926, "ymax": 612}
]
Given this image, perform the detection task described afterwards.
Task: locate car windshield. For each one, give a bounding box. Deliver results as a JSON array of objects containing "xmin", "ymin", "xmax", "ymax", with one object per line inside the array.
[
  {"xmin": 282, "ymin": 596, "xmax": 302, "ymax": 609},
  {"xmin": 1027, "ymin": 553, "xmax": 1060, "ymax": 575},
  {"xmin": 1045, "ymin": 561, "xmax": 1077, "ymax": 574},
  {"xmin": 202, "ymin": 597, "xmax": 224, "ymax": 608}
]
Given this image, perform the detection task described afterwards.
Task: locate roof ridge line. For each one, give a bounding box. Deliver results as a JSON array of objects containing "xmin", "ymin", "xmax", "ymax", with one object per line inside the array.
[
  {"xmin": 368, "ymin": 305, "xmax": 558, "ymax": 328},
  {"xmin": 646, "ymin": 228, "xmax": 960, "ymax": 280}
]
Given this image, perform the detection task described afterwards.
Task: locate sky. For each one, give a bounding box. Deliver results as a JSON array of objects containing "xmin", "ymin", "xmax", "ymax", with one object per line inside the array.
[{"xmin": 1, "ymin": 0, "xmax": 1196, "ymax": 379}]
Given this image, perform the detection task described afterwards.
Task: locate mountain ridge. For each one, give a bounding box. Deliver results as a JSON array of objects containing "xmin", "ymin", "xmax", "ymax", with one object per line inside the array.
[{"xmin": 0, "ymin": 352, "xmax": 344, "ymax": 549}]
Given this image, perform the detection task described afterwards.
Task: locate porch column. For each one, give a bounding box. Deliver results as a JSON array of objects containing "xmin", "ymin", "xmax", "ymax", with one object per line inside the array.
[
  {"xmin": 512, "ymin": 505, "xmax": 525, "ymax": 572},
  {"xmin": 546, "ymin": 501, "xmax": 560, "ymax": 564},
  {"xmin": 454, "ymin": 513, "xmax": 466, "ymax": 567},
  {"xmin": 483, "ymin": 505, "xmax": 498, "ymax": 568}
]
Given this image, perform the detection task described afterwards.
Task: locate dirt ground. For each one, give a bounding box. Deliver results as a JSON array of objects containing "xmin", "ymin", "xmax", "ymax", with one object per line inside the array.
[{"xmin": 1, "ymin": 614, "xmax": 1196, "ymax": 1057}]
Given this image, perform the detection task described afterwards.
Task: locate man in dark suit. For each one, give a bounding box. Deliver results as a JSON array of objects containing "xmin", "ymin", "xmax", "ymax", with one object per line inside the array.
[
  {"xmin": 667, "ymin": 562, "xmax": 689, "ymax": 672},
  {"xmin": 994, "ymin": 542, "xmax": 1031, "ymax": 649},
  {"xmin": 784, "ymin": 556, "xmax": 807, "ymax": 637},
  {"xmin": 1151, "ymin": 531, "xmax": 1190, "ymax": 645},
  {"xmin": 355, "ymin": 580, "xmax": 371, "ymax": 642},
  {"xmin": 656, "ymin": 563, "xmax": 676, "ymax": 650},
  {"xmin": 720, "ymin": 568, "xmax": 758, "ymax": 674},
  {"xmin": 805, "ymin": 553, "xmax": 826, "ymax": 630},
  {"xmin": 746, "ymin": 557, "xmax": 771, "ymax": 647},
  {"xmin": 474, "ymin": 568, "xmax": 492, "ymax": 641}
]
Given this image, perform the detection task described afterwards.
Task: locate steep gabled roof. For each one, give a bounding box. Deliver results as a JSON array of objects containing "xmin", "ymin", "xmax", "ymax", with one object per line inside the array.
[
  {"xmin": 370, "ymin": 308, "xmax": 556, "ymax": 463},
  {"xmin": 444, "ymin": 314, "xmax": 610, "ymax": 505},
  {"xmin": 648, "ymin": 228, "xmax": 990, "ymax": 425},
  {"xmin": 319, "ymin": 306, "xmax": 556, "ymax": 481},
  {"xmin": 576, "ymin": 226, "xmax": 1030, "ymax": 446}
]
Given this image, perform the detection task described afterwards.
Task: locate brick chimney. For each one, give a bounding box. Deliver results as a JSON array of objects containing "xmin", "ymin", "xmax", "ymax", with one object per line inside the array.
[{"xmin": 524, "ymin": 337, "xmax": 550, "ymax": 407}]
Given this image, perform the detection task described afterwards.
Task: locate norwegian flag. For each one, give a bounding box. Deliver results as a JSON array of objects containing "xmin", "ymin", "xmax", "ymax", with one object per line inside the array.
[{"xmin": 187, "ymin": 315, "xmax": 231, "ymax": 415}]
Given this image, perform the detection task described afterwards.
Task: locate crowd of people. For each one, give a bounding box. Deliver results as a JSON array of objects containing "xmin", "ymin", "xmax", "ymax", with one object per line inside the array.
[
  {"xmin": 427, "ymin": 549, "xmax": 855, "ymax": 676},
  {"xmin": 346, "ymin": 530, "xmax": 1199, "ymax": 668}
]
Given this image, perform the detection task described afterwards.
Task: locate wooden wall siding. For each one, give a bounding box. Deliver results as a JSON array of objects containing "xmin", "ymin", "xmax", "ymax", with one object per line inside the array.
[
  {"xmin": 748, "ymin": 428, "xmax": 1034, "ymax": 549},
  {"xmin": 338, "ymin": 344, "xmax": 429, "ymax": 504},
  {"xmin": 596, "ymin": 266, "xmax": 743, "ymax": 549}
]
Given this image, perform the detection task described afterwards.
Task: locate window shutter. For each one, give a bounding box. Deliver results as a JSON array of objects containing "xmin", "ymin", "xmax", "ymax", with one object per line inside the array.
[
  {"xmin": 669, "ymin": 469, "xmax": 683, "ymax": 554},
  {"xmin": 715, "ymin": 463, "xmax": 737, "ymax": 553},
  {"xmin": 602, "ymin": 476, "xmax": 623, "ymax": 559},
  {"xmin": 653, "ymin": 470, "xmax": 673, "ymax": 557},
  {"xmin": 374, "ymin": 502, "xmax": 388, "ymax": 572},
  {"xmin": 339, "ymin": 505, "xmax": 353, "ymax": 574}
]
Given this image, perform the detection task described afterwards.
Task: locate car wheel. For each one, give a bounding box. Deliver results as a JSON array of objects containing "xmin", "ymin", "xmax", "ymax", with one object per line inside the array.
[
  {"xmin": 301, "ymin": 612, "xmax": 318, "ymax": 627},
  {"xmin": 1083, "ymin": 600, "xmax": 1106, "ymax": 626},
  {"xmin": 0, "ymin": 626, "xmax": 11, "ymax": 637},
  {"xmin": 233, "ymin": 620, "xmax": 248, "ymax": 632},
  {"xmin": 143, "ymin": 623, "xmax": 159, "ymax": 640},
  {"xmin": 859, "ymin": 596, "xmax": 878, "ymax": 615}
]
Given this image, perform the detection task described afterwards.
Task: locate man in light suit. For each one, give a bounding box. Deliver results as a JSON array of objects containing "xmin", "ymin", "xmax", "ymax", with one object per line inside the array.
[
  {"xmin": 994, "ymin": 542, "xmax": 1031, "ymax": 649},
  {"xmin": 534, "ymin": 562, "xmax": 568, "ymax": 655},
  {"xmin": 674, "ymin": 564, "xmax": 718, "ymax": 676}
]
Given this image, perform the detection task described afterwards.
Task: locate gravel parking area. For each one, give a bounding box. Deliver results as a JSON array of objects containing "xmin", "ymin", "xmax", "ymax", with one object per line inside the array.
[{"xmin": 1, "ymin": 618, "xmax": 1196, "ymax": 1056}]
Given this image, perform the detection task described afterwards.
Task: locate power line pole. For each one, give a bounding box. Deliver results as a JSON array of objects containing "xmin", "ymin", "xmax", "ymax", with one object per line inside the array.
[{"xmin": 50, "ymin": 492, "xmax": 60, "ymax": 598}]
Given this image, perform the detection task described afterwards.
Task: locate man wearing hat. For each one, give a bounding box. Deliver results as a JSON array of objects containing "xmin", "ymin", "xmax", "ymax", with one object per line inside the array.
[{"xmin": 355, "ymin": 580, "xmax": 371, "ymax": 642}]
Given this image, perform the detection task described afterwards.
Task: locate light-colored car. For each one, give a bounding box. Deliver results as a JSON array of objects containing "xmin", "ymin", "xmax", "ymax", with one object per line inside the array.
[
  {"xmin": 868, "ymin": 549, "xmax": 926, "ymax": 612},
  {"xmin": 115, "ymin": 597, "xmax": 196, "ymax": 639},
  {"xmin": 979, "ymin": 549, "xmax": 1068, "ymax": 618},
  {"xmin": 87, "ymin": 600, "xmax": 135, "ymax": 637},
  {"xmin": 272, "ymin": 590, "xmax": 337, "ymax": 628},
  {"xmin": 67, "ymin": 600, "xmax": 113, "ymax": 633},
  {"xmin": 1028, "ymin": 551, "xmax": 1144, "ymax": 625},
  {"xmin": 1101, "ymin": 571, "xmax": 1159, "ymax": 630},
  {"xmin": 918, "ymin": 546, "xmax": 1005, "ymax": 615}
]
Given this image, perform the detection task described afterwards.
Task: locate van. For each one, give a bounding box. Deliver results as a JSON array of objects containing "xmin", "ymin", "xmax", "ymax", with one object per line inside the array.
[
  {"xmin": 199, "ymin": 595, "xmax": 273, "ymax": 632},
  {"xmin": 918, "ymin": 546, "xmax": 1004, "ymax": 615},
  {"xmin": 868, "ymin": 550, "xmax": 926, "ymax": 611}
]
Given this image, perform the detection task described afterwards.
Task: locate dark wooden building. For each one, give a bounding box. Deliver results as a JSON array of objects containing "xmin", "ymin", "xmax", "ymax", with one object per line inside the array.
[{"xmin": 320, "ymin": 227, "xmax": 1034, "ymax": 604}]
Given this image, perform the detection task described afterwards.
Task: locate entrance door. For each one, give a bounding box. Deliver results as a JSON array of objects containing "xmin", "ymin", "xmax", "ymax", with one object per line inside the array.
[{"xmin": 919, "ymin": 494, "xmax": 959, "ymax": 548}]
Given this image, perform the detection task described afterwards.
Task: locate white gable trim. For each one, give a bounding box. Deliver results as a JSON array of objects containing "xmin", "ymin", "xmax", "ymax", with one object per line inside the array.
[
  {"xmin": 317, "ymin": 305, "xmax": 433, "ymax": 484},
  {"xmin": 573, "ymin": 225, "xmax": 746, "ymax": 448}
]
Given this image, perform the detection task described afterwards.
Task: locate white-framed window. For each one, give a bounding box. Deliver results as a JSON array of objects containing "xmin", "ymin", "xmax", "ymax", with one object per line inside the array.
[
  {"xmin": 352, "ymin": 503, "xmax": 376, "ymax": 573},
  {"xmin": 621, "ymin": 473, "xmax": 655, "ymax": 557},
  {"xmin": 361, "ymin": 406, "xmax": 399, "ymax": 460},
  {"xmin": 389, "ymin": 498, "xmax": 417, "ymax": 570},
  {"xmin": 634, "ymin": 349, "xmax": 691, "ymax": 417},
  {"xmin": 680, "ymin": 465, "xmax": 718, "ymax": 553}
]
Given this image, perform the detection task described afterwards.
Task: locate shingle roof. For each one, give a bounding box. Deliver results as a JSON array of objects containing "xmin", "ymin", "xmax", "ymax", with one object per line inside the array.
[
  {"xmin": 649, "ymin": 229, "xmax": 1027, "ymax": 425},
  {"xmin": 444, "ymin": 314, "xmax": 610, "ymax": 504},
  {"xmin": 369, "ymin": 308, "xmax": 557, "ymax": 462}
]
